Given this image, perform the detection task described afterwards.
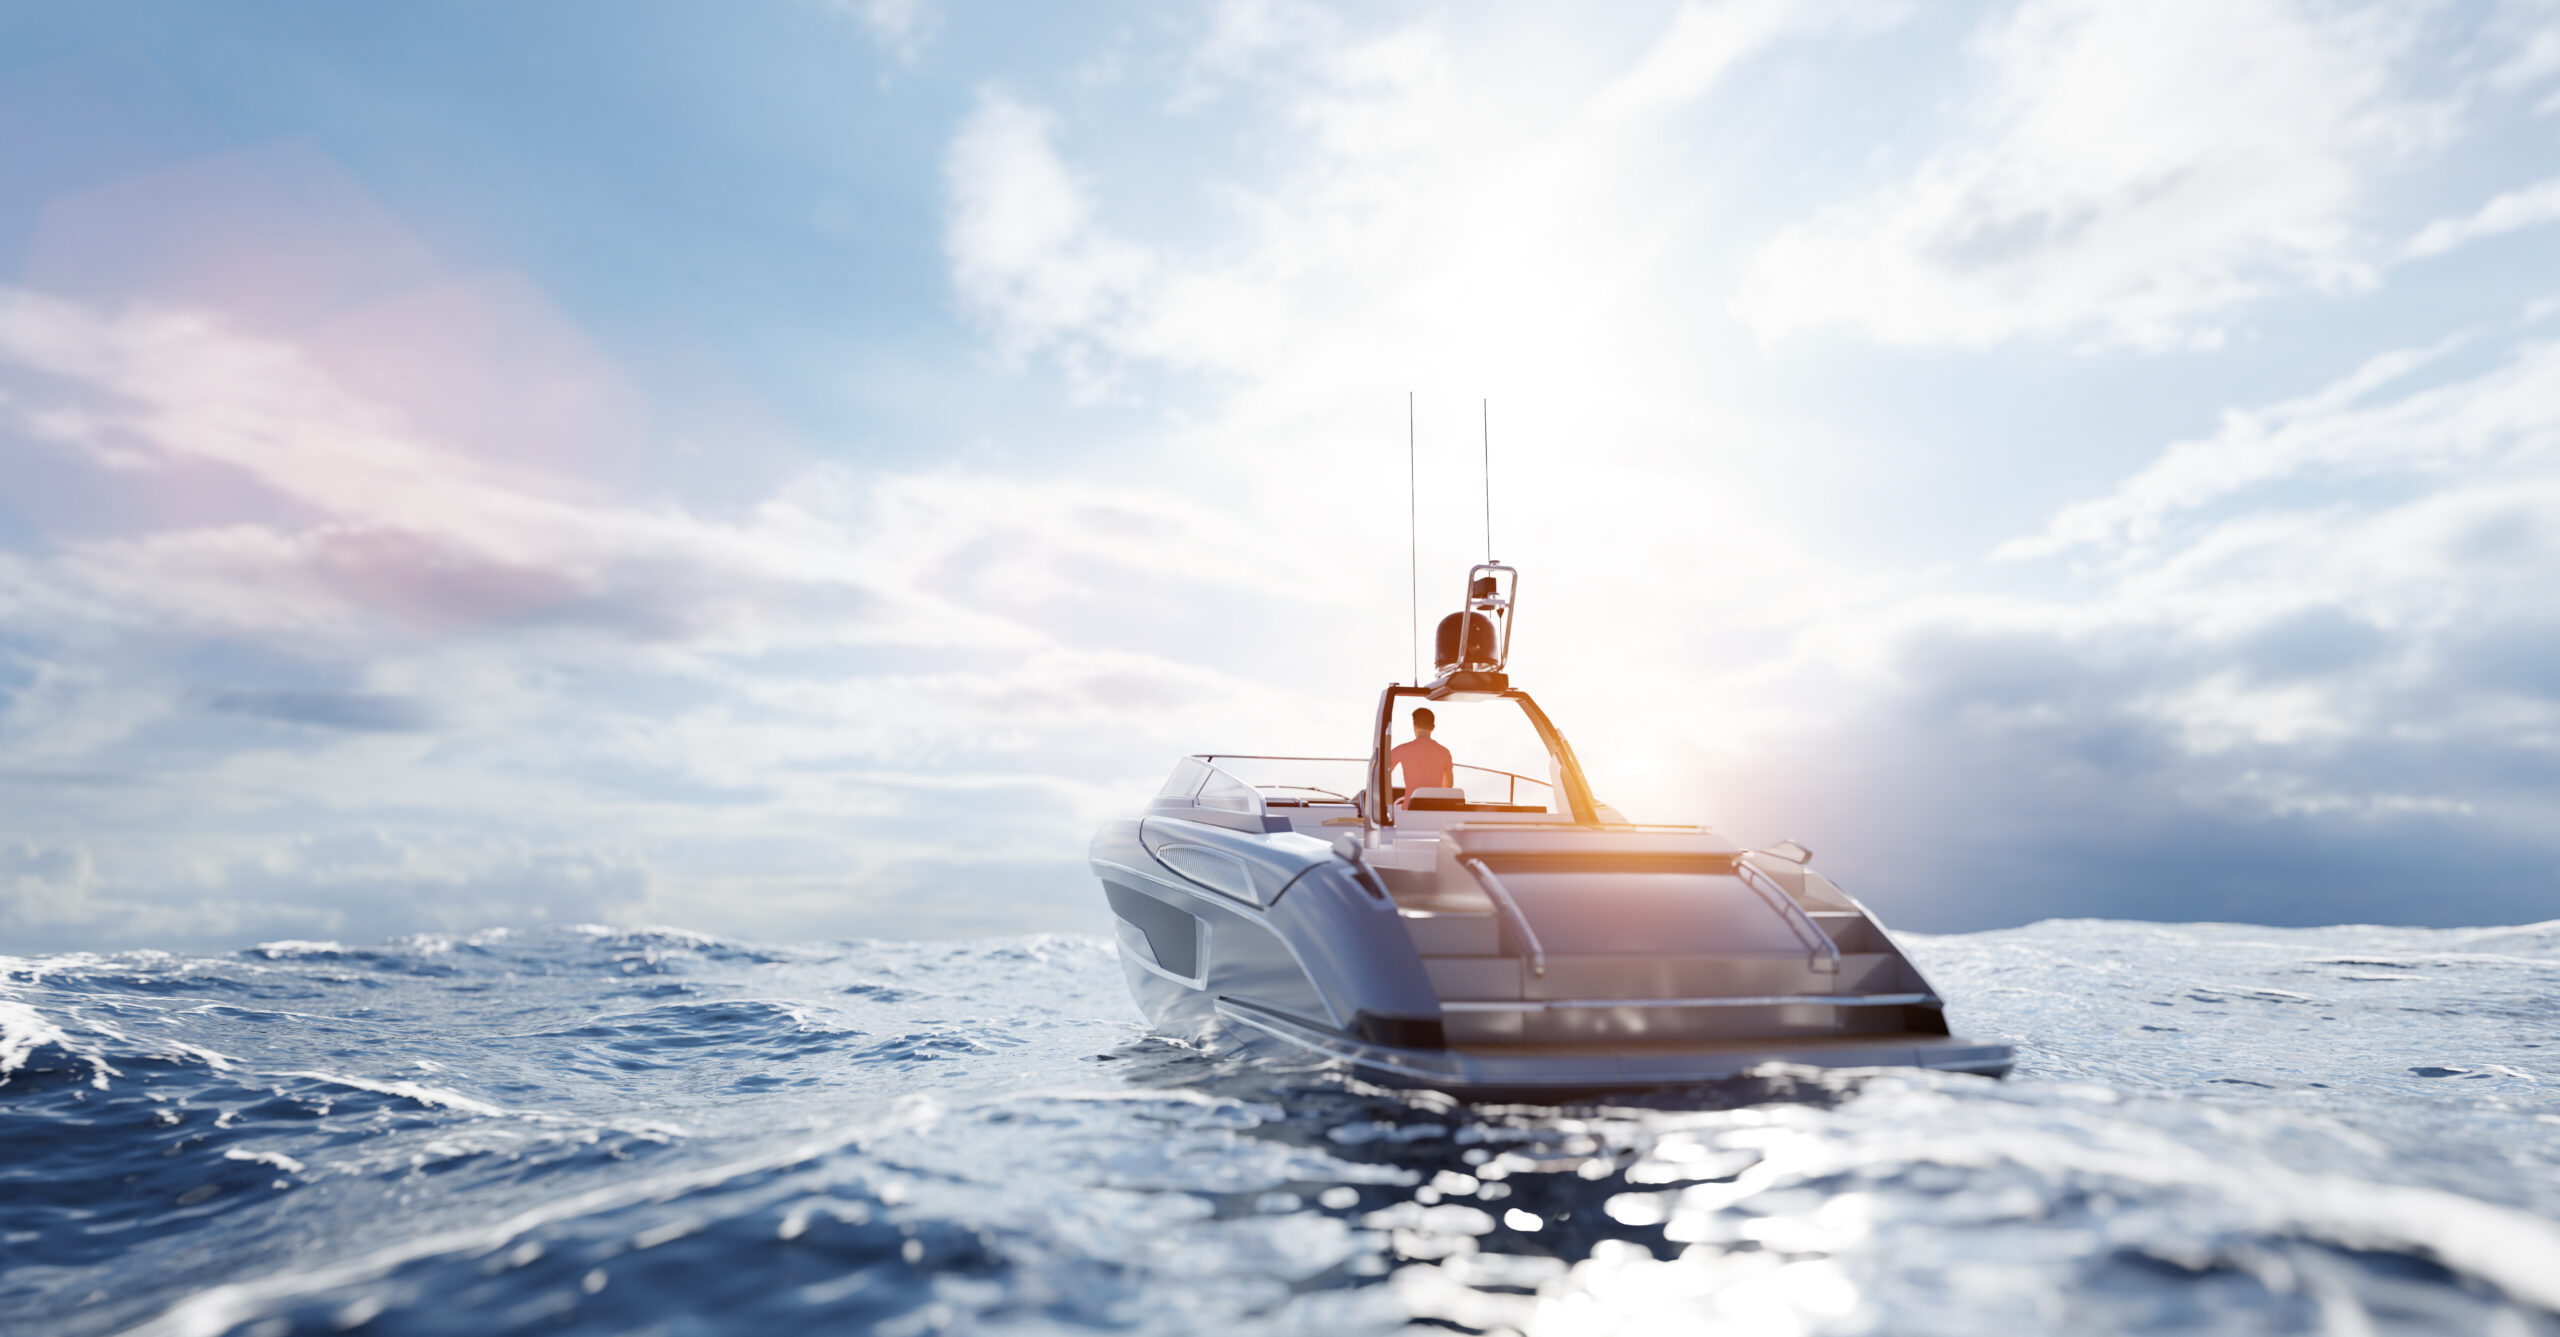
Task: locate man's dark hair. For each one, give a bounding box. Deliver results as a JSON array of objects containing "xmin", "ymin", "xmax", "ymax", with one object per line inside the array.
[{"xmin": 1412, "ymin": 707, "xmax": 1436, "ymax": 729}]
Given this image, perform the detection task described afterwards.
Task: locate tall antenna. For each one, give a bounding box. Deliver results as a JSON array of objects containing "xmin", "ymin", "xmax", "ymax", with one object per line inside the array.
[
  {"xmin": 1481, "ymin": 398, "xmax": 1492, "ymax": 561},
  {"xmin": 1408, "ymin": 392, "xmax": 1419, "ymax": 688}
]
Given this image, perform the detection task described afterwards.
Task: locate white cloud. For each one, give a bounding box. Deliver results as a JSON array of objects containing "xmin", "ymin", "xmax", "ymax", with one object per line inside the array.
[
  {"xmin": 837, "ymin": 0, "xmax": 936, "ymax": 63},
  {"xmin": 1736, "ymin": 0, "xmax": 2444, "ymax": 349},
  {"xmin": 0, "ymin": 842, "xmax": 95, "ymax": 926},
  {"xmin": 2002, "ymin": 333, "xmax": 2559, "ymax": 556},
  {"xmin": 2404, "ymin": 173, "xmax": 2560, "ymax": 258},
  {"xmin": 2486, "ymin": 0, "xmax": 2560, "ymax": 103},
  {"xmin": 938, "ymin": 34, "xmax": 1464, "ymax": 388},
  {"xmin": 0, "ymin": 650, "xmax": 169, "ymax": 766},
  {"xmin": 942, "ymin": 91, "xmax": 1153, "ymax": 384},
  {"xmin": 1984, "ymin": 337, "xmax": 2560, "ymax": 741},
  {"xmin": 1698, "ymin": 325, "xmax": 2560, "ymax": 925},
  {"xmin": 0, "ymin": 286, "xmax": 1275, "ymax": 659},
  {"xmin": 0, "ymin": 285, "xmax": 1356, "ymax": 949},
  {"xmin": 939, "ymin": 4, "xmax": 1877, "ymax": 391},
  {"xmin": 1599, "ymin": 0, "xmax": 1903, "ymax": 114},
  {"xmin": 1176, "ymin": 0, "xmax": 1341, "ymax": 108}
]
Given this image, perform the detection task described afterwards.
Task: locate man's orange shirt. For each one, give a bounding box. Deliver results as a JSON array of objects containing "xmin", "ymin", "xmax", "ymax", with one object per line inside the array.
[{"xmin": 1389, "ymin": 737, "xmax": 1454, "ymax": 792}]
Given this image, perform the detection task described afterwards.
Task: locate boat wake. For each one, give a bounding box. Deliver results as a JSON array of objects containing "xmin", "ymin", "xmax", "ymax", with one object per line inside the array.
[{"xmin": 4, "ymin": 920, "xmax": 2557, "ymax": 1335}]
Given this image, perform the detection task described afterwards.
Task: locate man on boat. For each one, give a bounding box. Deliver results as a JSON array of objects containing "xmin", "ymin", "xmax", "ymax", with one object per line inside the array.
[{"xmin": 1389, "ymin": 707, "xmax": 1453, "ymax": 806}]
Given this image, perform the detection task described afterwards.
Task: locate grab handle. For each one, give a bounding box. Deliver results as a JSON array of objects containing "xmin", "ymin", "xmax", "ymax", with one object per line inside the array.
[
  {"xmin": 1460, "ymin": 856, "xmax": 1547, "ymax": 979},
  {"xmin": 1735, "ymin": 859, "xmax": 1843, "ymax": 975}
]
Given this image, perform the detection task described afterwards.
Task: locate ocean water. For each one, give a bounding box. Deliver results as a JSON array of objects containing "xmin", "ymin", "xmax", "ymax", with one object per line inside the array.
[{"xmin": 5, "ymin": 920, "xmax": 2558, "ymax": 1336}]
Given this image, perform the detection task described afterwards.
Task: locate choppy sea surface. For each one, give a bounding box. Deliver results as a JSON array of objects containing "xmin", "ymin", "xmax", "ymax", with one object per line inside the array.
[{"xmin": 6, "ymin": 920, "xmax": 2560, "ymax": 1336}]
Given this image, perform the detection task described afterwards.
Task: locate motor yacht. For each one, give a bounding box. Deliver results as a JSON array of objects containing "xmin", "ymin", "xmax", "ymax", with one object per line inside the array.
[{"xmin": 1089, "ymin": 564, "xmax": 2012, "ymax": 1095}]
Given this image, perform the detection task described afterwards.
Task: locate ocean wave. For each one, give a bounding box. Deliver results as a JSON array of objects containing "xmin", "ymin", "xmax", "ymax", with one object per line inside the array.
[{"xmin": 2, "ymin": 921, "xmax": 2556, "ymax": 1336}]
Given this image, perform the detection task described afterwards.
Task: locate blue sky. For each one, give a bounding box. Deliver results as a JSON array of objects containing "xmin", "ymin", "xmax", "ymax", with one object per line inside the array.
[{"xmin": 3, "ymin": 0, "xmax": 2558, "ymax": 951}]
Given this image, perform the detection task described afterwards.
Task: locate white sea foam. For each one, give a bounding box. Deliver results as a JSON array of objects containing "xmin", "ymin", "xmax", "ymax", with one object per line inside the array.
[
  {"xmin": 223, "ymin": 1148, "xmax": 307, "ymax": 1175},
  {"xmin": 276, "ymin": 1071, "xmax": 508, "ymax": 1118},
  {"xmin": 246, "ymin": 940, "xmax": 351, "ymax": 959},
  {"xmin": 0, "ymin": 997, "xmax": 78, "ymax": 1084}
]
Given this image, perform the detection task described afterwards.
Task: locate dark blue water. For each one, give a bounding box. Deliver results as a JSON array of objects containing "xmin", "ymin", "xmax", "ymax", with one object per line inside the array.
[{"xmin": 6, "ymin": 921, "xmax": 2559, "ymax": 1335}]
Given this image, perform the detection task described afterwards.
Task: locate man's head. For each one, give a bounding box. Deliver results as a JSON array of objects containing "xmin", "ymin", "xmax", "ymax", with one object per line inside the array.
[{"xmin": 1411, "ymin": 707, "xmax": 1435, "ymax": 736}]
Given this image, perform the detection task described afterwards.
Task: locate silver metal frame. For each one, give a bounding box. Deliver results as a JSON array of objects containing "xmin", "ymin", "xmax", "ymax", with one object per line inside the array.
[
  {"xmin": 1366, "ymin": 686, "xmax": 1600, "ymax": 830},
  {"xmin": 1193, "ymin": 753, "xmax": 1553, "ymax": 808},
  {"xmin": 1457, "ymin": 562, "xmax": 1518, "ymax": 671}
]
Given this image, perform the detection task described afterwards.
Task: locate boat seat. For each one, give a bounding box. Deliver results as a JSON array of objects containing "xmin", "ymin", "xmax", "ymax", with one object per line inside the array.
[{"xmin": 1405, "ymin": 787, "xmax": 1466, "ymax": 810}]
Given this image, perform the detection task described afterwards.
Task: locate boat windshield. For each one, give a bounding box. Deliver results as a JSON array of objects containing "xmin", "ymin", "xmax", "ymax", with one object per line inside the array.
[
  {"xmin": 1382, "ymin": 694, "xmax": 1561, "ymax": 812},
  {"xmin": 1193, "ymin": 755, "xmax": 1369, "ymax": 806}
]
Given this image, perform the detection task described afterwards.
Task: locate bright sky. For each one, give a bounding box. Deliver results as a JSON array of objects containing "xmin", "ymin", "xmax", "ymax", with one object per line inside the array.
[{"xmin": 4, "ymin": 0, "xmax": 2557, "ymax": 951}]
